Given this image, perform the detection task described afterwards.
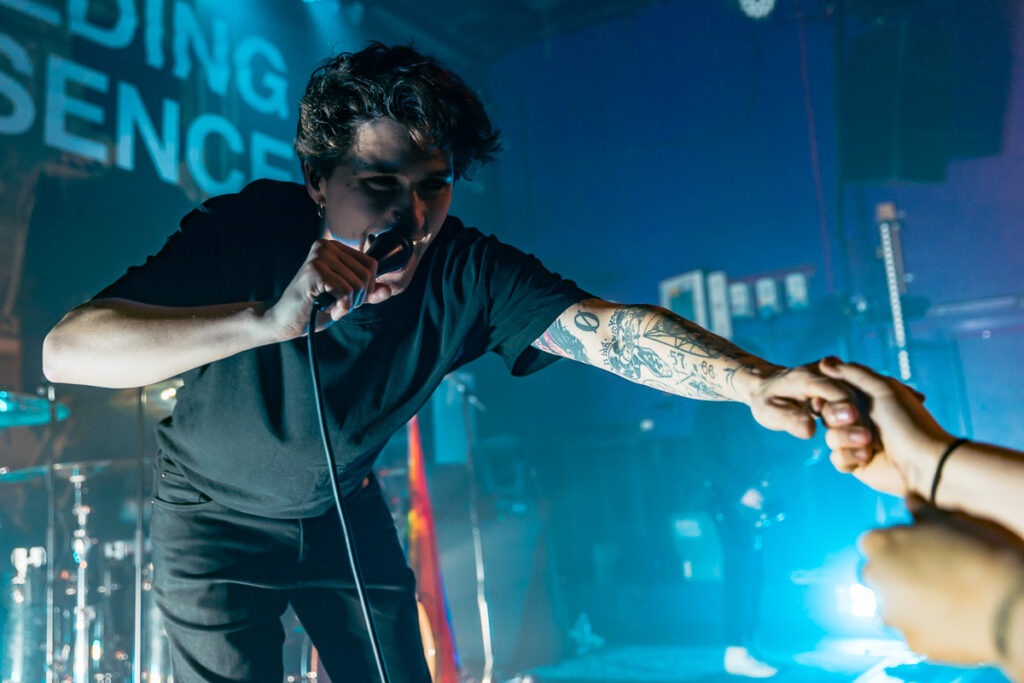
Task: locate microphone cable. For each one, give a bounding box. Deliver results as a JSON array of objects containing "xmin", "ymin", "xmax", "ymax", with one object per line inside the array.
[
  {"xmin": 307, "ymin": 300, "xmax": 391, "ymax": 683},
  {"xmin": 304, "ymin": 228, "xmax": 413, "ymax": 683}
]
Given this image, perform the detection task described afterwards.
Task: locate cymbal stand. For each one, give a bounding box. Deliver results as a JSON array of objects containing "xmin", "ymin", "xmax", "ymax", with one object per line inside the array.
[
  {"xmin": 132, "ymin": 387, "xmax": 146, "ymax": 683},
  {"xmin": 7, "ymin": 546, "xmax": 47, "ymax": 683},
  {"xmin": 69, "ymin": 468, "xmax": 94, "ymax": 683},
  {"xmin": 44, "ymin": 384, "xmax": 58, "ymax": 683}
]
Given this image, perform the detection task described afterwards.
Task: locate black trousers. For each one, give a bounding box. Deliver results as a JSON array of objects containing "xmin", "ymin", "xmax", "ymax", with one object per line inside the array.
[
  {"xmin": 151, "ymin": 454, "xmax": 432, "ymax": 683},
  {"xmin": 716, "ymin": 505, "xmax": 765, "ymax": 648}
]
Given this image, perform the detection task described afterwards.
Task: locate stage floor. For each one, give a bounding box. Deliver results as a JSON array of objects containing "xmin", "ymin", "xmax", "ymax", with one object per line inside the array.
[{"xmin": 511, "ymin": 640, "xmax": 1012, "ymax": 683}]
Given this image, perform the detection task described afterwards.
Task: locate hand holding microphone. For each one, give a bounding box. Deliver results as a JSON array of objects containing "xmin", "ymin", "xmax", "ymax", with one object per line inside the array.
[
  {"xmin": 265, "ymin": 229, "xmax": 415, "ymax": 341},
  {"xmin": 313, "ymin": 229, "xmax": 414, "ymax": 312}
]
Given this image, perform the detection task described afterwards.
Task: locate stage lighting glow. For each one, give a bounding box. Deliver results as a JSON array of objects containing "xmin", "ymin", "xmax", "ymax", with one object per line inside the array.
[
  {"xmin": 845, "ymin": 583, "xmax": 878, "ymax": 619},
  {"xmin": 739, "ymin": 0, "xmax": 775, "ymax": 20},
  {"xmin": 300, "ymin": 0, "xmax": 363, "ymax": 47},
  {"xmin": 673, "ymin": 518, "xmax": 704, "ymax": 538}
]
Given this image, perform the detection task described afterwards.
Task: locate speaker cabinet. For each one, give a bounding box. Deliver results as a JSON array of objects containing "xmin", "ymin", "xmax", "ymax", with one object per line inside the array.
[{"xmin": 840, "ymin": 20, "xmax": 954, "ymax": 184}]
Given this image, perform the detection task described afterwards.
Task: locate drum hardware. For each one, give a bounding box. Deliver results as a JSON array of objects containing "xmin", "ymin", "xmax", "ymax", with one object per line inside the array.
[
  {"xmin": 11, "ymin": 546, "xmax": 47, "ymax": 583},
  {"xmin": 45, "ymin": 384, "xmax": 60, "ymax": 683},
  {"xmin": 69, "ymin": 468, "xmax": 96, "ymax": 683},
  {"xmin": 0, "ymin": 385, "xmax": 72, "ymax": 682},
  {"xmin": 0, "ymin": 389, "xmax": 70, "ymax": 429},
  {"xmin": 1, "ymin": 380, "xmax": 178, "ymax": 683},
  {"xmin": 109, "ymin": 379, "xmax": 182, "ymax": 420},
  {"xmin": 0, "ymin": 460, "xmax": 119, "ymax": 484},
  {"xmin": 281, "ymin": 609, "xmax": 329, "ymax": 683},
  {"xmin": 6, "ymin": 547, "xmax": 48, "ymax": 683},
  {"xmin": 132, "ymin": 386, "xmax": 148, "ymax": 683},
  {"xmin": 1, "ymin": 465, "xmax": 167, "ymax": 683}
]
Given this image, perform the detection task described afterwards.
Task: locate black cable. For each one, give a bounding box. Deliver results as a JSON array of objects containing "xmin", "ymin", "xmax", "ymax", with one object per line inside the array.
[{"xmin": 307, "ymin": 301, "xmax": 391, "ymax": 683}]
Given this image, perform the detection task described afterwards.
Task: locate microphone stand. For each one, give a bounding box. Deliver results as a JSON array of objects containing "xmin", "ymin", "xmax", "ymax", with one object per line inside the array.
[{"xmin": 448, "ymin": 374, "xmax": 493, "ymax": 683}]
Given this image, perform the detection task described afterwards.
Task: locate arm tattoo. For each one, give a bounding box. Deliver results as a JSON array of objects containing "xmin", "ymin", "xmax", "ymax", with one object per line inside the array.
[
  {"xmin": 598, "ymin": 305, "xmax": 750, "ymax": 400},
  {"xmin": 601, "ymin": 309, "xmax": 672, "ymax": 380},
  {"xmin": 699, "ymin": 361, "xmax": 716, "ymax": 379},
  {"xmin": 663, "ymin": 356, "xmax": 725, "ymax": 399},
  {"xmin": 573, "ymin": 311, "xmax": 600, "ymax": 332},
  {"xmin": 640, "ymin": 313, "xmax": 723, "ymax": 359},
  {"xmin": 537, "ymin": 319, "xmax": 589, "ymax": 362},
  {"xmin": 687, "ymin": 362, "xmax": 724, "ymax": 398}
]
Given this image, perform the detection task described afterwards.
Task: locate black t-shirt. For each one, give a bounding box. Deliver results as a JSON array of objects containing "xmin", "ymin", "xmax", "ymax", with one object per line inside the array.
[{"xmin": 96, "ymin": 180, "xmax": 590, "ymax": 517}]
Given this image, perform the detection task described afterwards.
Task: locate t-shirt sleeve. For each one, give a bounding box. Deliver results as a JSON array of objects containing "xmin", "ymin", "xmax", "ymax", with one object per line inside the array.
[
  {"xmin": 476, "ymin": 238, "xmax": 592, "ymax": 376},
  {"xmin": 94, "ymin": 196, "xmax": 238, "ymax": 306}
]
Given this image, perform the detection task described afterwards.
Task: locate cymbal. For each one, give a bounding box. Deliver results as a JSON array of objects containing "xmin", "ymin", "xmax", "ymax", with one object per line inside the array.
[
  {"xmin": 0, "ymin": 459, "xmax": 127, "ymax": 484},
  {"xmin": 110, "ymin": 378, "xmax": 183, "ymax": 418},
  {"xmin": 0, "ymin": 390, "xmax": 71, "ymax": 429}
]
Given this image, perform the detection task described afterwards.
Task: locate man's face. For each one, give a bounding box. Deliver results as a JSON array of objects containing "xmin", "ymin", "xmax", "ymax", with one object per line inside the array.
[{"xmin": 305, "ymin": 117, "xmax": 454, "ymax": 299}]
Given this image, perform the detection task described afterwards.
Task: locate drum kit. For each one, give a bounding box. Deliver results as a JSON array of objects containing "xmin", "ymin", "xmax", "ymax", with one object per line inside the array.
[
  {"xmin": 0, "ymin": 384, "xmax": 176, "ymax": 683},
  {"xmin": 1, "ymin": 384, "xmax": 330, "ymax": 683}
]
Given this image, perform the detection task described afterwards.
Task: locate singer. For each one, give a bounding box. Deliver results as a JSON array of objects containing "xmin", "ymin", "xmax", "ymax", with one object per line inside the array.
[{"xmin": 42, "ymin": 43, "xmax": 861, "ymax": 683}]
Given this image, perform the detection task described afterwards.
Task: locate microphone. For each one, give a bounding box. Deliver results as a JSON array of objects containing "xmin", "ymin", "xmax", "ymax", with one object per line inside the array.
[{"xmin": 313, "ymin": 230, "xmax": 414, "ymax": 312}]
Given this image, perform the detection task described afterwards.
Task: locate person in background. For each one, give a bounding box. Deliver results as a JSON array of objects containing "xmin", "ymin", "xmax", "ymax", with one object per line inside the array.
[{"xmin": 690, "ymin": 399, "xmax": 798, "ymax": 678}]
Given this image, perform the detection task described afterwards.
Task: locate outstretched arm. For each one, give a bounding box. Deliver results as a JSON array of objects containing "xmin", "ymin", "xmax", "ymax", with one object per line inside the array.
[{"xmin": 531, "ymin": 298, "xmax": 853, "ymax": 438}]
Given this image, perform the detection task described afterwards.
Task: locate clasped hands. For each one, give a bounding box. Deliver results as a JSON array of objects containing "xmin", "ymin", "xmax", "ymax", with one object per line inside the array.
[{"xmin": 807, "ymin": 357, "xmax": 1024, "ymax": 672}]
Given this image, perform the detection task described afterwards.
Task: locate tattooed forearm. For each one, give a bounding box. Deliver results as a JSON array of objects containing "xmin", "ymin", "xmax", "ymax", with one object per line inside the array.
[
  {"xmin": 536, "ymin": 320, "xmax": 589, "ymax": 362},
  {"xmin": 687, "ymin": 361, "xmax": 725, "ymax": 398},
  {"xmin": 684, "ymin": 376, "xmax": 723, "ymax": 399},
  {"xmin": 536, "ymin": 300, "xmax": 776, "ymax": 403},
  {"xmin": 597, "ymin": 304, "xmax": 771, "ymax": 401},
  {"xmin": 641, "ymin": 311, "xmax": 726, "ymax": 359},
  {"xmin": 601, "ymin": 309, "xmax": 672, "ymax": 380}
]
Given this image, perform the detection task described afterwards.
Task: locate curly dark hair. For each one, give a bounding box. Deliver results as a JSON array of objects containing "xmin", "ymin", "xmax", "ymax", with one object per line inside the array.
[{"xmin": 294, "ymin": 42, "xmax": 502, "ymax": 182}]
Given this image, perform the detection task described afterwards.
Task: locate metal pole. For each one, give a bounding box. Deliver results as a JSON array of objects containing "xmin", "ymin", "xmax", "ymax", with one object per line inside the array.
[
  {"xmin": 133, "ymin": 387, "xmax": 146, "ymax": 683},
  {"xmin": 44, "ymin": 384, "xmax": 57, "ymax": 683},
  {"xmin": 452, "ymin": 375, "xmax": 494, "ymax": 683},
  {"xmin": 70, "ymin": 470, "xmax": 92, "ymax": 683}
]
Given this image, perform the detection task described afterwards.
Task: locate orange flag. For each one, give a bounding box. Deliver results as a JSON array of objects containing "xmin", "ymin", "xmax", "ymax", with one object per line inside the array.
[{"xmin": 407, "ymin": 415, "xmax": 460, "ymax": 683}]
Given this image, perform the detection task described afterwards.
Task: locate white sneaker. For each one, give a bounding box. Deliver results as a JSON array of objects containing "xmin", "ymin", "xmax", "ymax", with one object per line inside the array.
[{"xmin": 724, "ymin": 645, "xmax": 778, "ymax": 678}]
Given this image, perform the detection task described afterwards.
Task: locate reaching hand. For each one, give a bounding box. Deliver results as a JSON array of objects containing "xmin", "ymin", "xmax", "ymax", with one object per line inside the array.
[
  {"xmin": 818, "ymin": 358, "xmax": 954, "ymax": 497},
  {"xmin": 746, "ymin": 361, "xmax": 862, "ymax": 439},
  {"xmin": 860, "ymin": 516, "xmax": 1024, "ymax": 666}
]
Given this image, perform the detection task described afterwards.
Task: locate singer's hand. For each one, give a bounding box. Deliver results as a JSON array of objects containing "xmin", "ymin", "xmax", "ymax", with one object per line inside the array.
[
  {"xmin": 267, "ymin": 239, "xmax": 383, "ymax": 337},
  {"xmin": 744, "ymin": 361, "xmax": 858, "ymax": 439}
]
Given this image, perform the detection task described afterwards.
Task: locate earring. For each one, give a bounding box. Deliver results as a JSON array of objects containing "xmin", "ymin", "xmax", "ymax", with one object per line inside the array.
[{"xmin": 317, "ymin": 204, "xmax": 325, "ymax": 220}]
